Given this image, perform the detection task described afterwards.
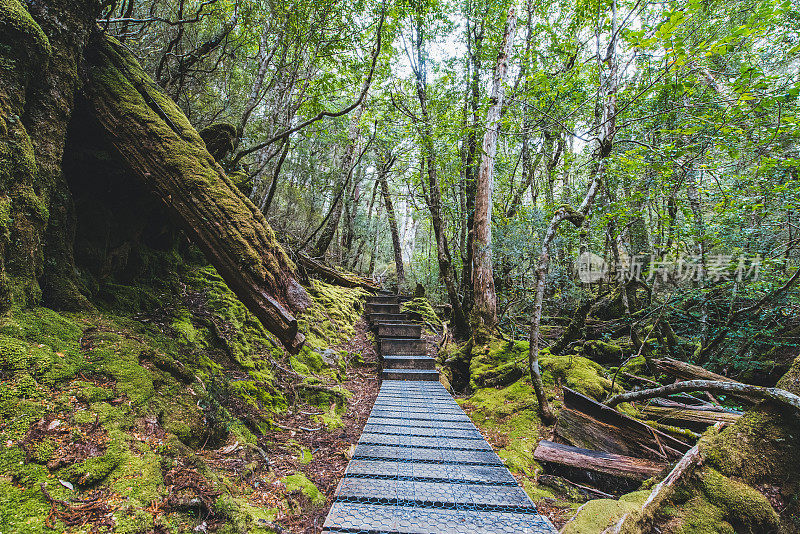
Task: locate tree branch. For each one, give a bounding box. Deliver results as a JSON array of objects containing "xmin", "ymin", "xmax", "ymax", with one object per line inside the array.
[
  {"xmin": 606, "ymin": 380, "xmax": 800, "ymax": 414},
  {"xmin": 231, "ymin": 11, "xmax": 385, "ymax": 165}
]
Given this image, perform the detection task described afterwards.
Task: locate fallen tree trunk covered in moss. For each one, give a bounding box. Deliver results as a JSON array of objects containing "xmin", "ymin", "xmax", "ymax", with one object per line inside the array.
[
  {"xmin": 82, "ymin": 35, "xmax": 310, "ymax": 353},
  {"xmin": 651, "ymin": 356, "xmax": 735, "ymax": 382},
  {"xmin": 606, "ymin": 441, "xmax": 705, "ymax": 534},
  {"xmin": 296, "ymin": 251, "xmax": 380, "ymax": 291}
]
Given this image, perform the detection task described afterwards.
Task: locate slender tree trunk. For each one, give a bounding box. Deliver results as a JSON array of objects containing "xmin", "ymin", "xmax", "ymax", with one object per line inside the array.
[
  {"xmin": 460, "ymin": 18, "xmax": 483, "ymax": 316},
  {"xmin": 528, "ymin": 2, "xmax": 619, "ymax": 423},
  {"xmin": 377, "ymin": 152, "xmax": 404, "ymax": 290},
  {"xmin": 471, "ymin": 6, "xmax": 517, "ymax": 335},
  {"xmin": 351, "ymin": 178, "xmax": 379, "ymax": 271},
  {"xmin": 368, "ymin": 199, "xmax": 382, "ymax": 277},
  {"xmin": 409, "ymin": 18, "xmax": 469, "ymax": 336},
  {"xmin": 313, "ymin": 107, "xmax": 365, "ymax": 258}
]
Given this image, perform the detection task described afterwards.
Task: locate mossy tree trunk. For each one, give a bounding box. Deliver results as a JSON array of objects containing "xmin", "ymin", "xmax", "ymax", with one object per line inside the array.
[
  {"xmin": 0, "ymin": 0, "xmax": 98, "ymax": 312},
  {"xmin": 82, "ymin": 35, "xmax": 310, "ymax": 352}
]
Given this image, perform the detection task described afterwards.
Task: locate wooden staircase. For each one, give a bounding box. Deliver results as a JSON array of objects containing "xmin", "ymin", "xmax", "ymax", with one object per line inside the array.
[{"xmin": 367, "ymin": 293, "xmax": 440, "ymax": 382}]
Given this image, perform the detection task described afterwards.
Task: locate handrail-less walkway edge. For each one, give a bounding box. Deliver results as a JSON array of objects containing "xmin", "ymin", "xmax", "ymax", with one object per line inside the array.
[{"xmin": 322, "ymin": 294, "xmax": 557, "ymax": 534}]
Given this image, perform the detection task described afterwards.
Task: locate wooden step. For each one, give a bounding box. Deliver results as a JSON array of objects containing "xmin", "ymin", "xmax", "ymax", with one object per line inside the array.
[
  {"xmin": 381, "ymin": 368, "xmax": 440, "ymax": 381},
  {"xmin": 377, "ymin": 323, "xmax": 422, "ymax": 339},
  {"xmin": 366, "ymin": 302, "xmax": 401, "ymax": 315},
  {"xmin": 367, "ymin": 295, "xmax": 400, "ymax": 305},
  {"xmin": 382, "ymin": 355, "xmax": 436, "ymax": 370},
  {"xmin": 369, "ymin": 312, "xmax": 410, "ymax": 325},
  {"xmin": 380, "ymin": 337, "xmax": 427, "ymax": 356}
]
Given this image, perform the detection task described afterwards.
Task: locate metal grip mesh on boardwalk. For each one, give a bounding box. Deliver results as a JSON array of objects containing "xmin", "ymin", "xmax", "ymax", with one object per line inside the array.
[{"xmin": 322, "ymin": 294, "xmax": 557, "ymax": 533}]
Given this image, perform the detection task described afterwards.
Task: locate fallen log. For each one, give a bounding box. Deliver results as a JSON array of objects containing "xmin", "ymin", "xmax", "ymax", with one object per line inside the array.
[
  {"xmin": 639, "ymin": 405, "xmax": 740, "ymax": 431},
  {"xmin": 650, "ymin": 356, "xmax": 733, "ymax": 382},
  {"xmin": 296, "ymin": 252, "xmax": 380, "ymax": 291},
  {"xmin": 556, "ymin": 388, "xmax": 690, "ymax": 462},
  {"xmin": 83, "ymin": 36, "xmax": 310, "ymax": 353},
  {"xmin": 534, "ymin": 440, "xmax": 666, "ymax": 495}
]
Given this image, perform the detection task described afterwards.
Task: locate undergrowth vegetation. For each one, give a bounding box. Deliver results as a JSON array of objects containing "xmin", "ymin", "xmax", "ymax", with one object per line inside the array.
[{"xmin": 0, "ymin": 263, "xmax": 367, "ymax": 533}]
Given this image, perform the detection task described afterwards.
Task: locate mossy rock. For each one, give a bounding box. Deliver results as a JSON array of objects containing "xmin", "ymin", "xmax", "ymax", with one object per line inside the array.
[
  {"xmin": 401, "ymin": 297, "xmax": 442, "ymax": 326},
  {"xmin": 581, "ymin": 340, "xmax": 624, "ymax": 364},
  {"xmin": 282, "ymin": 472, "xmax": 326, "ymax": 507},
  {"xmin": 540, "ymin": 350, "xmax": 619, "ymax": 400},
  {"xmin": 461, "ymin": 380, "xmax": 544, "ymax": 475},
  {"xmin": 562, "ymin": 490, "xmax": 650, "ymax": 534},
  {"xmin": 468, "ymin": 338, "xmax": 528, "ymax": 390}
]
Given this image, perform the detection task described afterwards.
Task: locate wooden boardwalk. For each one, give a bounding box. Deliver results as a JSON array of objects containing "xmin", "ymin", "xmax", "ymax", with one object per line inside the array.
[{"xmin": 321, "ymin": 295, "xmax": 556, "ymax": 534}]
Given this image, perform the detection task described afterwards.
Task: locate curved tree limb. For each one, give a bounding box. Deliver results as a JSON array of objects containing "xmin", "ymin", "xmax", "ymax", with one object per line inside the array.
[
  {"xmin": 230, "ymin": 11, "xmax": 385, "ymax": 166},
  {"xmin": 606, "ymin": 380, "xmax": 800, "ymax": 414}
]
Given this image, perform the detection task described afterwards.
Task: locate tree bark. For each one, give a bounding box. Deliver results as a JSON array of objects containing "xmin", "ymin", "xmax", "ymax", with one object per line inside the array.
[
  {"xmin": 0, "ymin": 0, "xmax": 99, "ymax": 311},
  {"xmin": 558, "ymin": 388, "xmax": 690, "ymax": 461},
  {"xmin": 459, "ymin": 16, "xmax": 483, "ymax": 316},
  {"xmin": 377, "ymin": 152, "xmax": 404, "ymax": 290},
  {"xmin": 471, "ymin": 6, "xmax": 517, "ymax": 335},
  {"xmin": 84, "ymin": 35, "xmax": 310, "ymax": 353},
  {"xmin": 534, "ymin": 440, "xmax": 665, "ymax": 482},
  {"xmin": 409, "ymin": 19, "xmax": 469, "ymax": 337}
]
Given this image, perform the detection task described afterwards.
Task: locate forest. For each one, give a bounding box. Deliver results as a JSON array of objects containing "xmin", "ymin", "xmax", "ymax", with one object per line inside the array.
[{"xmin": 0, "ymin": 0, "xmax": 799, "ymax": 532}]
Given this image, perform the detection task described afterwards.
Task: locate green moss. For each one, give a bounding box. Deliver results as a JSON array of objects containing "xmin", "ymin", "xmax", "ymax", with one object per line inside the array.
[
  {"xmin": 215, "ymin": 494, "xmax": 279, "ymax": 534},
  {"xmin": 298, "ymin": 279, "xmax": 366, "ymax": 350},
  {"xmin": 466, "ymin": 338, "xmax": 617, "ymax": 400},
  {"xmin": 540, "ymin": 350, "xmax": 619, "ymax": 400},
  {"xmin": 282, "ymin": 472, "xmax": 326, "ymax": 507},
  {"xmin": 314, "ymin": 402, "xmax": 345, "ymax": 431},
  {"xmin": 171, "ymin": 309, "xmax": 201, "ymax": 344},
  {"xmin": 561, "ymin": 490, "xmax": 650, "ymax": 534},
  {"xmin": 467, "ymin": 339, "xmax": 528, "ymax": 390},
  {"xmin": 701, "ymin": 407, "xmax": 800, "ymax": 487},
  {"xmin": 114, "ymin": 451, "xmax": 164, "ymax": 504},
  {"xmin": 61, "ymin": 430, "xmax": 127, "ymax": 487},
  {"xmin": 401, "ymin": 297, "xmax": 442, "ymax": 326},
  {"xmin": 0, "ymin": 477, "xmax": 55, "ymax": 534},
  {"xmin": 0, "ymin": 0, "xmax": 51, "ymax": 69},
  {"xmin": 581, "ymin": 340, "xmax": 623, "ymax": 362},
  {"xmin": 461, "ymin": 380, "xmax": 543, "ymax": 475},
  {"xmin": 698, "ymin": 467, "xmax": 779, "ymax": 531},
  {"xmin": 75, "ymin": 382, "xmax": 115, "ymax": 403}
]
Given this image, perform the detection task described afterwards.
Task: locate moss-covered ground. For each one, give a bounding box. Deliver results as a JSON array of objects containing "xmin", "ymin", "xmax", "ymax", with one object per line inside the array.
[
  {"xmin": 453, "ymin": 337, "xmax": 625, "ymax": 525},
  {"xmin": 0, "ymin": 264, "xmax": 369, "ymax": 533},
  {"xmin": 452, "ymin": 333, "xmax": 800, "ymax": 533}
]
